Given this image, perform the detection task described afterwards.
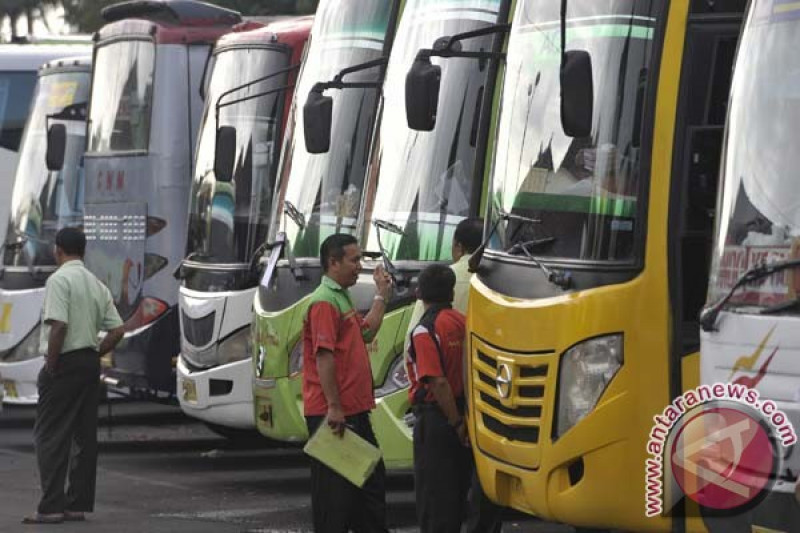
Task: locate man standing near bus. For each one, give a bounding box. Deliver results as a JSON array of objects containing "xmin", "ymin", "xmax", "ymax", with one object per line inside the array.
[
  {"xmin": 404, "ymin": 217, "xmax": 504, "ymax": 533},
  {"xmin": 23, "ymin": 227, "xmax": 124, "ymax": 524},
  {"xmin": 302, "ymin": 233, "xmax": 393, "ymax": 532}
]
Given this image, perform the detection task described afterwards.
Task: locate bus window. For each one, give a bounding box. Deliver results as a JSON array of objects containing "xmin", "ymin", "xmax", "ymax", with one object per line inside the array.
[
  {"xmin": 0, "ymin": 72, "xmax": 37, "ymax": 153},
  {"xmin": 88, "ymin": 40, "xmax": 155, "ymax": 153}
]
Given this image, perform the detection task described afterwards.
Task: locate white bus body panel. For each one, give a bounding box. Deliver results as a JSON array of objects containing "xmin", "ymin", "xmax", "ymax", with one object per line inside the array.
[
  {"xmin": 701, "ymin": 311, "xmax": 800, "ymax": 492},
  {"xmin": 0, "ymin": 287, "xmax": 46, "ymax": 404}
]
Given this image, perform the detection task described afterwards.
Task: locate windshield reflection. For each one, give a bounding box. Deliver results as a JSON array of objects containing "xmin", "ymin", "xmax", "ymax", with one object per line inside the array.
[
  {"xmin": 709, "ymin": 3, "xmax": 800, "ymax": 312},
  {"xmin": 488, "ymin": 0, "xmax": 658, "ymax": 262},
  {"xmin": 3, "ymin": 70, "xmax": 90, "ymax": 268},
  {"xmin": 363, "ymin": 0, "xmax": 502, "ymax": 262},
  {"xmin": 187, "ymin": 46, "xmax": 289, "ymax": 265},
  {"xmin": 271, "ymin": 0, "xmax": 393, "ymax": 258}
]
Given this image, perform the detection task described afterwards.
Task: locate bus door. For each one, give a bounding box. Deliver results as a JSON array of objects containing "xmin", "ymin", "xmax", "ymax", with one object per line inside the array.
[{"xmin": 669, "ymin": 11, "xmax": 741, "ymax": 395}]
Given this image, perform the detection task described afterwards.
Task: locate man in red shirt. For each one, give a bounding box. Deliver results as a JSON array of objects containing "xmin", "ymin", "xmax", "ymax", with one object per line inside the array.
[
  {"xmin": 303, "ymin": 233, "xmax": 392, "ymax": 533},
  {"xmin": 407, "ymin": 264, "xmax": 471, "ymax": 532}
]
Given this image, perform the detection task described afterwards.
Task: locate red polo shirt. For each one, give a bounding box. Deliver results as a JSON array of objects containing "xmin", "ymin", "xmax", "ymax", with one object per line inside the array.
[
  {"xmin": 302, "ymin": 276, "xmax": 375, "ymax": 417},
  {"xmin": 406, "ymin": 308, "xmax": 466, "ymax": 404}
]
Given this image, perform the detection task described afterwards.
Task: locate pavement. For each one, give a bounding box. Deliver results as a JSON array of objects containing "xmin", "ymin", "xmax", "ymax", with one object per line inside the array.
[{"xmin": 0, "ymin": 400, "xmax": 577, "ymax": 533}]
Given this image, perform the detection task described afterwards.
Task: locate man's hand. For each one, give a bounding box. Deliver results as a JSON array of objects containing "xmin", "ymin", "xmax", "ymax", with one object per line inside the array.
[
  {"xmin": 455, "ymin": 420, "xmax": 470, "ymax": 447},
  {"xmin": 43, "ymin": 357, "xmax": 58, "ymax": 375},
  {"xmin": 327, "ymin": 404, "xmax": 346, "ymax": 438},
  {"xmin": 373, "ymin": 265, "xmax": 393, "ymax": 300}
]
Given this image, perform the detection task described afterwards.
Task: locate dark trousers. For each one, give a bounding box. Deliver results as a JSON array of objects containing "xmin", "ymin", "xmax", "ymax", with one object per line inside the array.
[
  {"xmin": 34, "ymin": 349, "xmax": 101, "ymax": 514},
  {"xmin": 465, "ymin": 468, "xmax": 503, "ymax": 533},
  {"xmin": 306, "ymin": 412, "xmax": 388, "ymax": 533},
  {"xmin": 413, "ymin": 406, "xmax": 473, "ymax": 533}
]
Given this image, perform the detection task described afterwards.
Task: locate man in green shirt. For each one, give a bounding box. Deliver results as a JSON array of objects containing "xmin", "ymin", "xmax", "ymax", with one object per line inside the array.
[{"xmin": 23, "ymin": 228, "xmax": 124, "ymax": 525}]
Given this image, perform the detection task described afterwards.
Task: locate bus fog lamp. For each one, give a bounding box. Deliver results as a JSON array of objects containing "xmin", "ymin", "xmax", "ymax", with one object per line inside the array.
[{"xmin": 556, "ymin": 334, "xmax": 623, "ymax": 438}]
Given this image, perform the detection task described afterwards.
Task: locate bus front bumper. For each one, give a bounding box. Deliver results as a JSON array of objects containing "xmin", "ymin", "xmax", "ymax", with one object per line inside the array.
[{"xmin": 176, "ymin": 356, "xmax": 254, "ymax": 429}]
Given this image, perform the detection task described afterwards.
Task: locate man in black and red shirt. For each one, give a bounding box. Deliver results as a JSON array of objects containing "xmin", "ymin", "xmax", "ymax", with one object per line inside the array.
[{"xmin": 407, "ymin": 264, "xmax": 471, "ymax": 532}]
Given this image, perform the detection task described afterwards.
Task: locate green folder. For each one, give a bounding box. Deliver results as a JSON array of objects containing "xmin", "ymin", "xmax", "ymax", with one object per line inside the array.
[{"xmin": 303, "ymin": 420, "xmax": 383, "ymax": 488}]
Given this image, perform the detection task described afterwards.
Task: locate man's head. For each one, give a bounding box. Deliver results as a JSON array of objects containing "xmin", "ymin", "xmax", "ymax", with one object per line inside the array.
[
  {"xmin": 320, "ymin": 233, "xmax": 362, "ymax": 288},
  {"xmin": 54, "ymin": 227, "xmax": 86, "ymax": 265},
  {"xmin": 452, "ymin": 217, "xmax": 484, "ymax": 261},
  {"xmin": 417, "ymin": 263, "xmax": 455, "ymax": 305}
]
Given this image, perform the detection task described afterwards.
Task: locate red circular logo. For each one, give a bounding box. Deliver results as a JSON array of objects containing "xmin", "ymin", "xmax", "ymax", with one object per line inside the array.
[{"xmin": 670, "ymin": 406, "xmax": 776, "ymax": 511}]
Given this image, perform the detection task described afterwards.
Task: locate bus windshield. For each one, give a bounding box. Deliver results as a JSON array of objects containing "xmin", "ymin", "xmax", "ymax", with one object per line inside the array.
[
  {"xmin": 487, "ymin": 0, "xmax": 660, "ymax": 262},
  {"xmin": 3, "ymin": 70, "xmax": 90, "ymax": 268},
  {"xmin": 87, "ymin": 40, "xmax": 155, "ymax": 153},
  {"xmin": 273, "ymin": 0, "xmax": 393, "ymax": 258},
  {"xmin": 708, "ymin": 1, "xmax": 800, "ymax": 314},
  {"xmin": 362, "ymin": 0, "xmax": 502, "ymax": 262},
  {"xmin": 187, "ymin": 46, "xmax": 289, "ymax": 266}
]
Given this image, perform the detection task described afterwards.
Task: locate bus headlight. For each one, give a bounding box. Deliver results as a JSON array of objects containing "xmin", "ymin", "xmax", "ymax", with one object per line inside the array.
[
  {"xmin": 217, "ymin": 327, "xmax": 252, "ymax": 366},
  {"xmin": 374, "ymin": 355, "xmax": 409, "ymax": 398},
  {"xmin": 288, "ymin": 341, "xmax": 303, "ymax": 376},
  {"xmin": 0, "ymin": 323, "xmax": 42, "ymax": 363},
  {"xmin": 555, "ymin": 334, "xmax": 623, "ymax": 438}
]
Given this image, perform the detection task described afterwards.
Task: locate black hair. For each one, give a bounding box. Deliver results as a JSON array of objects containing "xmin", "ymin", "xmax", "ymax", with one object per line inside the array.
[
  {"xmin": 454, "ymin": 217, "xmax": 484, "ymax": 254},
  {"xmin": 418, "ymin": 264, "xmax": 455, "ymax": 304},
  {"xmin": 320, "ymin": 233, "xmax": 359, "ymax": 272},
  {"xmin": 55, "ymin": 227, "xmax": 86, "ymax": 257}
]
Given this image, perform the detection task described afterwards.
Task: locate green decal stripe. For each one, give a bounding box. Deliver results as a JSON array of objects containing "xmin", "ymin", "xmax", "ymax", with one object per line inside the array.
[
  {"xmin": 518, "ymin": 23, "xmax": 654, "ymax": 41},
  {"xmin": 507, "ymin": 192, "xmax": 637, "ymax": 217}
]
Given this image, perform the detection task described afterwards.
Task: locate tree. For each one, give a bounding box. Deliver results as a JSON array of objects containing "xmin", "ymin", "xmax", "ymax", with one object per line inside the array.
[
  {"xmin": 59, "ymin": 0, "xmax": 318, "ymax": 33},
  {"xmin": 1, "ymin": 0, "xmax": 59, "ymax": 41}
]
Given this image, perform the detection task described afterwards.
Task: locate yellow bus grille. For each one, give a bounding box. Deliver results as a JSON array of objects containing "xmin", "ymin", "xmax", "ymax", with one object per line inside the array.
[{"xmin": 473, "ymin": 348, "xmax": 550, "ymax": 445}]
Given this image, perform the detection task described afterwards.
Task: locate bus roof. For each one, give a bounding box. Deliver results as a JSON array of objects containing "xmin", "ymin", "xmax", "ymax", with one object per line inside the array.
[
  {"xmin": 97, "ymin": 0, "xmax": 242, "ymax": 45},
  {"xmin": 0, "ymin": 44, "xmax": 93, "ymax": 71},
  {"xmin": 41, "ymin": 55, "xmax": 92, "ymax": 74},
  {"xmin": 216, "ymin": 16, "xmax": 313, "ymax": 51}
]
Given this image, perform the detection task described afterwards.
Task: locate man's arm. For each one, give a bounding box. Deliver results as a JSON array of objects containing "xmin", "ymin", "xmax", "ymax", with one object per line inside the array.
[
  {"xmin": 45, "ymin": 320, "xmax": 67, "ymax": 374},
  {"xmin": 98, "ymin": 326, "xmax": 124, "ymax": 356},
  {"xmin": 317, "ymin": 349, "xmax": 346, "ymax": 436},
  {"xmin": 428, "ymin": 377, "xmax": 468, "ymax": 445},
  {"xmin": 362, "ymin": 265, "xmax": 393, "ymax": 337}
]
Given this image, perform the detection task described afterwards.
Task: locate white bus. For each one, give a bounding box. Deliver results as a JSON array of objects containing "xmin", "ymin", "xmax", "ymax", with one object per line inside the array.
[
  {"xmin": 0, "ymin": 55, "xmax": 92, "ymax": 404},
  {"xmin": 0, "ymin": 44, "xmax": 90, "ymax": 253},
  {"xmin": 701, "ymin": 0, "xmax": 800, "ymax": 529}
]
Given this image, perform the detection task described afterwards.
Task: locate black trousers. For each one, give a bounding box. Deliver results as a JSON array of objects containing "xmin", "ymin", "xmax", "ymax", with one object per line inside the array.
[
  {"xmin": 306, "ymin": 412, "xmax": 388, "ymax": 533},
  {"xmin": 413, "ymin": 405, "xmax": 473, "ymax": 533},
  {"xmin": 34, "ymin": 349, "xmax": 101, "ymax": 514},
  {"xmin": 465, "ymin": 468, "xmax": 503, "ymax": 533}
]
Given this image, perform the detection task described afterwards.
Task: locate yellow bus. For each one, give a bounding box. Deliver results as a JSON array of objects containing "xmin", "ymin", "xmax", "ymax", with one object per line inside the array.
[{"xmin": 464, "ymin": 0, "xmax": 744, "ymax": 529}]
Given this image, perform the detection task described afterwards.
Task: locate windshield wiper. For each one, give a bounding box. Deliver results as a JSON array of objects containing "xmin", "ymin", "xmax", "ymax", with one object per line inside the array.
[
  {"xmin": 282, "ymin": 200, "xmax": 307, "ymax": 281},
  {"xmin": 759, "ymin": 297, "xmax": 800, "ymax": 316},
  {"xmin": 284, "ymin": 200, "xmax": 306, "ymax": 230},
  {"xmin": 372, "ymin": 218, "xmax": 404, "ymax": 286},
  {"xmin": 700, "ymin": 258, "xmax": 800, "ymax": 331},
  {"xmin": 507, "ymin": 239, "xmax": 571, "ymax": 290},
  {"xmin": 468, "ymin": 209, "xmax": 541, "ymax": 272}
]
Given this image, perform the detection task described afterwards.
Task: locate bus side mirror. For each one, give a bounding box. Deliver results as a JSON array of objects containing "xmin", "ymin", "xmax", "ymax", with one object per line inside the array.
[
  {"xmin": 560, "ymin": 50, "xmax": 593, "ymax": 138},
  {"xmin": 46, "ymin": 124, "xmax": 66, "ymax": 171},
  {"xmin": 214, "ymin": 126, "xmax": 236, "ymax": 182},
  {"xmin": 405, "ymin": 55, "xmax": 441, "ymax": 131},
  {"xmin": 304, "ymin": 89, "xmax": 332, "ymax": 154}
]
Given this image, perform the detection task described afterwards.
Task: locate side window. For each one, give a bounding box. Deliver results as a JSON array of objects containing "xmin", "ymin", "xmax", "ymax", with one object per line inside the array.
[{"xmin": 0, "ymin": 72, "xmax": 37, "ymax": 152}]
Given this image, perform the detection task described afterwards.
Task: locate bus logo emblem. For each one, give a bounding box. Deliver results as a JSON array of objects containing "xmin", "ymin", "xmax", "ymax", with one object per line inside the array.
[{"xmin": 496, "ymin": 363, "xmax": 512, "ymax": 399}]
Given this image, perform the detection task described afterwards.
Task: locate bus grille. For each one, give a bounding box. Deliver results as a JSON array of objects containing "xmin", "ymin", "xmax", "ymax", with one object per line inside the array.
[{"xmin": 473, "ymin": 348, "xmax": 550, "ymax": 445}]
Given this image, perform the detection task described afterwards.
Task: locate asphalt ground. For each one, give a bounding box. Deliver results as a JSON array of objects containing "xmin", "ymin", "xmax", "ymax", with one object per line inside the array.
[{"xmin": 0, "ymin": 400, "xmax": 577, "ymax": 533}]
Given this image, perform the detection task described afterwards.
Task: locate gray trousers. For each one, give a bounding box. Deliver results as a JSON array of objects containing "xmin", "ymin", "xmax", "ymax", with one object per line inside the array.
[{"xmin": 34, "ymin": 349, "xmax": 101, "ymax": 514}]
